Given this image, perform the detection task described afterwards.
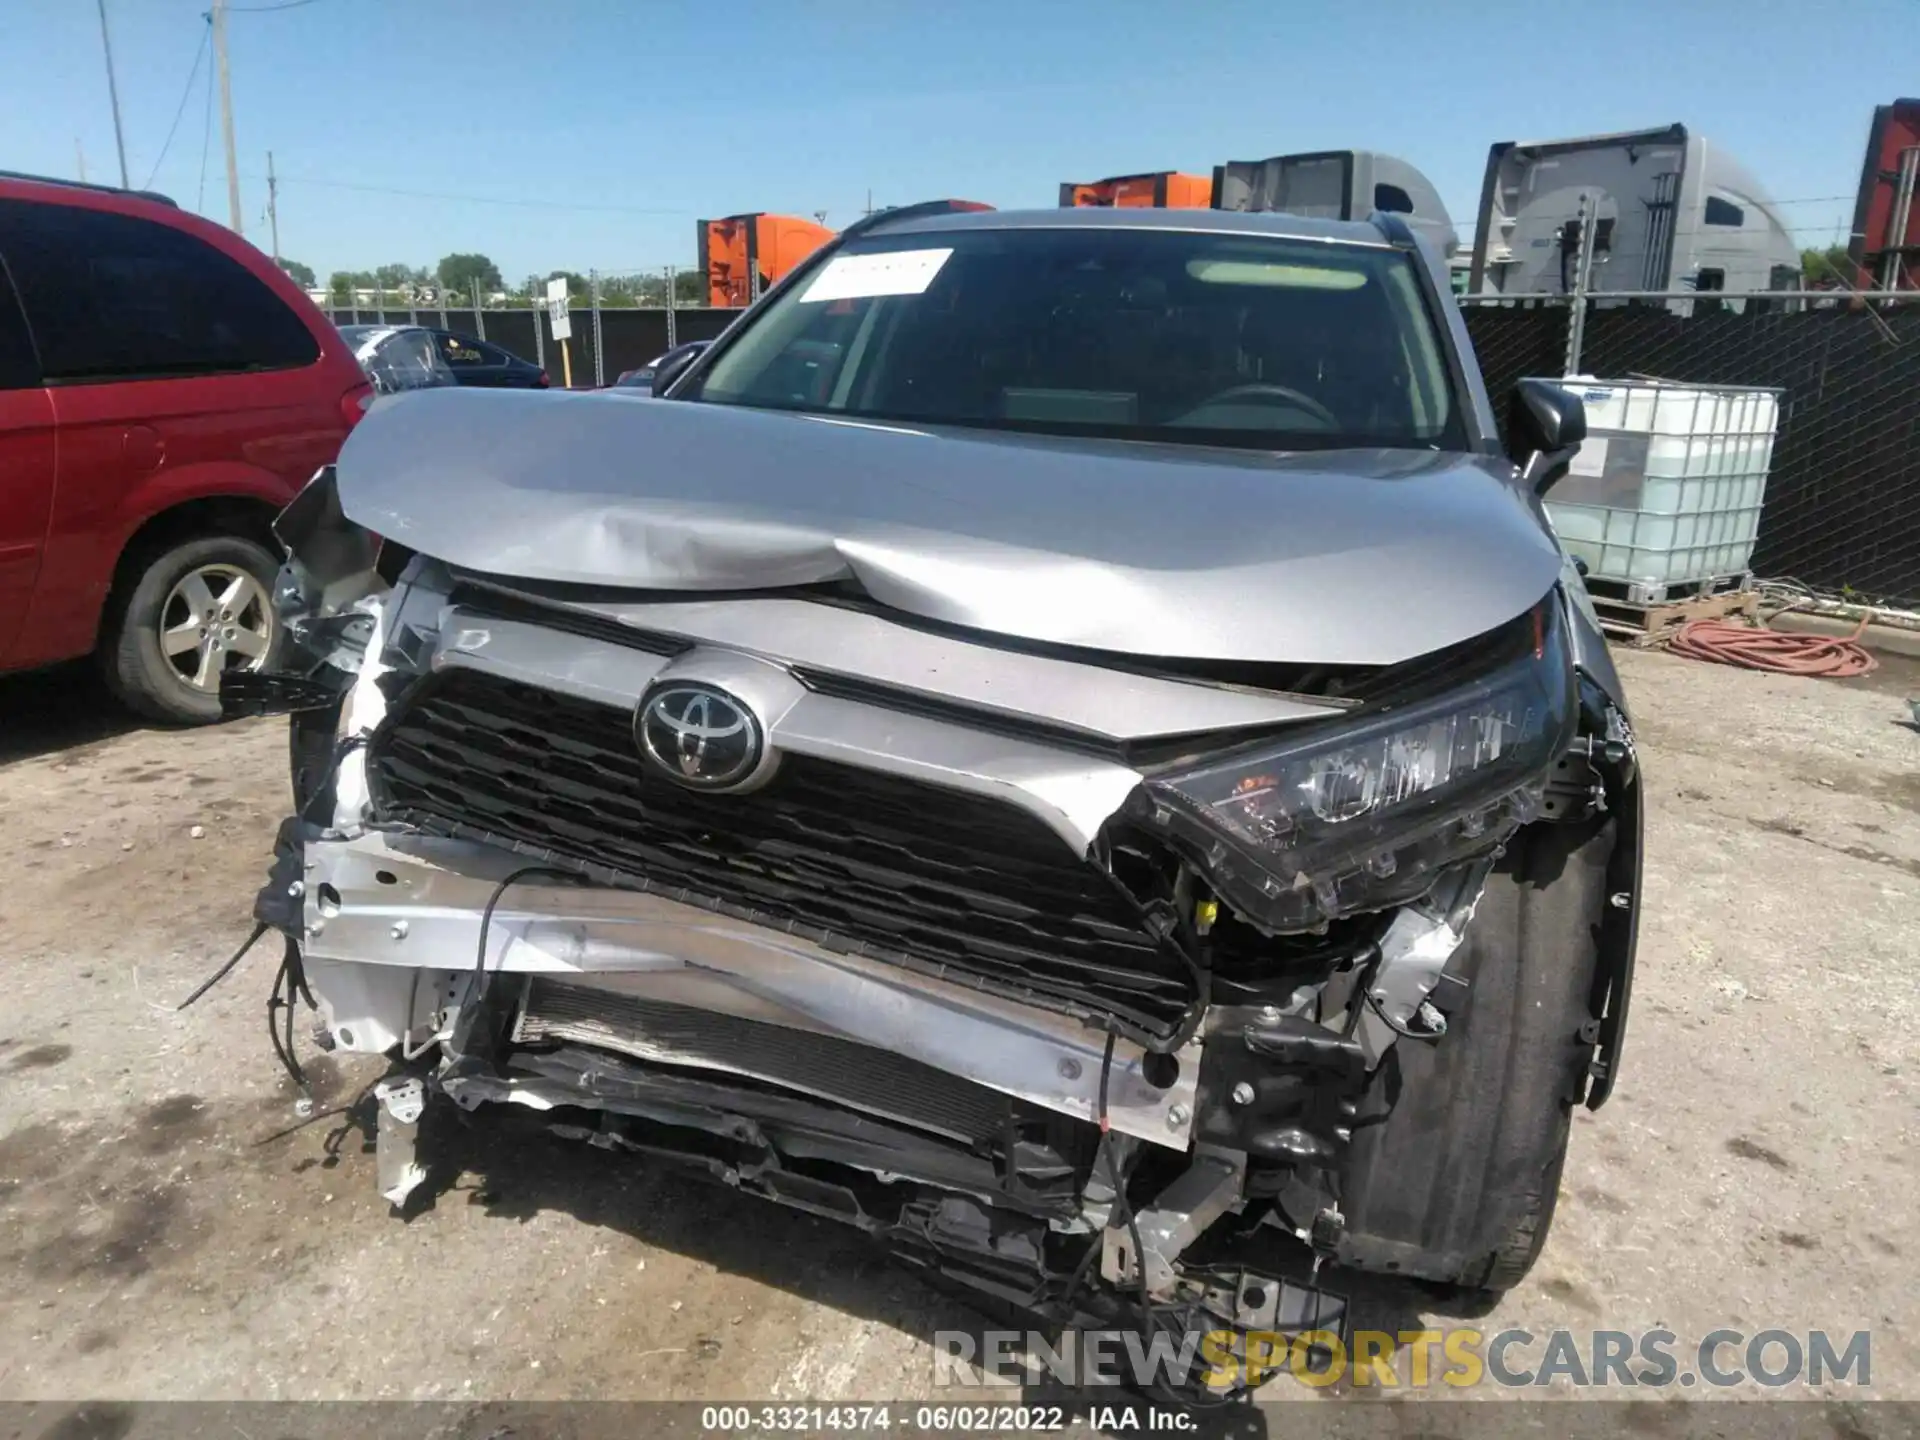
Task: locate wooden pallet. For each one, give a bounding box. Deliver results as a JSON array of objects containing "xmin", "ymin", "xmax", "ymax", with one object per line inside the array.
[
  {"xmin": 1593, "ymin": 586, "xmax": 1760, "ymax": 646},
  {"xmin": 1582, "ymin": 571, "xmax": 1753, "ymax": 606}
]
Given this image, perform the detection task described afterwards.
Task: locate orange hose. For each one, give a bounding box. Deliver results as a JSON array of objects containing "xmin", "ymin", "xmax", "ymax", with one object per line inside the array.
[{"xmin": 1667, "ymin": 617, "xmax": 1877, "ymax": 678}]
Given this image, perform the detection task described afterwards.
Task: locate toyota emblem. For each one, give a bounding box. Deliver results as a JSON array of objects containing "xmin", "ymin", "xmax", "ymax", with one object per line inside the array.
[{"xmin": 636, "ymin": 683, "xmax": 763, "ymax": 790}]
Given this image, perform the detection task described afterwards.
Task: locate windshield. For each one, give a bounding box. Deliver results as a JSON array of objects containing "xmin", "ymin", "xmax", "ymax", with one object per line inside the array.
[{"xmin": 684, "ymin": 226, "xmax": 1463, "ymax": 451}]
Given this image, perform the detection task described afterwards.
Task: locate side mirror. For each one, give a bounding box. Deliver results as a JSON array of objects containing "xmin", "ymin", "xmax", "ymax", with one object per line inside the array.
[
  {"xmin": 650, "ymin": 340, "xmax": 711, "ymax": 397},
  {"xmin": 1508, "ymin": 379, "xmax": 1588, "ymax": 496}
]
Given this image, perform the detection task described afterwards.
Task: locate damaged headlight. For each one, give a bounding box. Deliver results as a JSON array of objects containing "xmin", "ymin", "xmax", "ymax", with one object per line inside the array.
[{"xmin": 1130, "ymin": 600, "xmax": 1575, "ymax": 930}]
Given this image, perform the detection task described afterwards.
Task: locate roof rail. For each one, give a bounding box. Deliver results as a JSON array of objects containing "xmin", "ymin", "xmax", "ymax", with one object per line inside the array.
[
  {"xmin": 0, "ymin": 170, "xmax": 178, "ymax": 208},
  {"xmin": 1368, "ymin": 210, "xmax": 1420, "ymax": 249},
  {"xmin": 837, "ymin": 198, "xmax": 995, "ymax": 242}
]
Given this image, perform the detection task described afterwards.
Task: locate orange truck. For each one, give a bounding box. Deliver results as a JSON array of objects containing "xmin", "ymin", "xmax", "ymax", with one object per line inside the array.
[
  {"xmin": 698, "ymin": 213, "xmax": 835, "ymax": 307},
  {"xmin": 1058, "ymin": 172, "xmax": 1212, "ymax": 208}
]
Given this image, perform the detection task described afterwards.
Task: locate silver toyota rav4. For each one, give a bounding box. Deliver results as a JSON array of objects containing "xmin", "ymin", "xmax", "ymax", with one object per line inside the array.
[{"xmin": 242, "ymin": 202, "xmax": 1640, "ymax": 1396}]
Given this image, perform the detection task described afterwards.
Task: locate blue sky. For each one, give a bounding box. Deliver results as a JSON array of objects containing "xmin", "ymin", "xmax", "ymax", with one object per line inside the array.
[{"xmin": 3, "ymin": 0, "xmax": 1907, "ymax": 283}]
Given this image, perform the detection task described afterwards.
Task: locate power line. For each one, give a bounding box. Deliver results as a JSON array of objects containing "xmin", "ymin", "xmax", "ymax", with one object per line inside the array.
[
  {"xmin": 227, "ymin": 0, "xmax": 324, "ymax": 11},
  {"xmin": 244, "ymin": 170, "xmax": 693, "ymax": 216},
  {"xmin": 141, "ymin": 16, "xmax": 211, "ymax": 190}
]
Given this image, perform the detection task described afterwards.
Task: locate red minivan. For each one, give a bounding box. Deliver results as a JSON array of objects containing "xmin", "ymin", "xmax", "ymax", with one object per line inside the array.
[{"xmin": 0, "ymin": 172, "xmax": 371, "ymax": 722}]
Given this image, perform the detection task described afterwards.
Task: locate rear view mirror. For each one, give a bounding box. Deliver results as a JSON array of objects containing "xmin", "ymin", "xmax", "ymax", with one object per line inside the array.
[
  {"xmin": 1508, "ymin": 379, "xmax": 1588, "ymax": 496},
  {"xmin": 651, "ymin": 340, "xmax": 711, "ymax": 397}
]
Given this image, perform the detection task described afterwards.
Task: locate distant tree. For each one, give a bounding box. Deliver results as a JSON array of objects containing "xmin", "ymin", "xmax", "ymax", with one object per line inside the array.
[
  {"xmin": 438, "ymin": 252, "xmax": 504, "ymax": 296},
  {"xmin": 544, "ymin": 269, "xmax": 589, "ymax": 298},
  {"xmin": 595, "ymin": 273, "xmax": 648, "ymax": 306},
  {"xmin": 327, "ymin": 269, "xmax": 373, "ymax": 303},
  {"xmin": 673, "ymin": 267, "xmax": 705, "ymax": 305},
  {"xmin": 1801, "ymin": 244, "xmax": 1854, "ymax": 285},
  {"xmin": 625, "ymin": 273, "xmax": 670, "ymax": 306},
  {"xmin": 277, "ymin": 257, "xmax": 316, "ymax": 289}
]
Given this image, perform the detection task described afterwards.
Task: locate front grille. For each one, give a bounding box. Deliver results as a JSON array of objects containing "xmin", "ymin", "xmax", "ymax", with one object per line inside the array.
[
  {"xmin": 370, "ymin": 669, "xmax": 1195, "ymax": 1035},
  {"xmin": 513, "ymin": 980, "xmax": 1014, "ymax": 1143}
]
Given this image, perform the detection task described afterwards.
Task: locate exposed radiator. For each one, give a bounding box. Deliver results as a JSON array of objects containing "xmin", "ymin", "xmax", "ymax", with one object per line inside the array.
[{"xmin": 512, "ymin": 978, "xmax": 1015, "ymax": 1144}]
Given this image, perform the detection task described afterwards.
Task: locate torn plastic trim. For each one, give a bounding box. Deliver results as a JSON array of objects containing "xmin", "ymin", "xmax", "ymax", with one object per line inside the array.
[
  {"xmin": 294, "ymin": 828, "xmax": 1203, "ymax": 1149},
  {"xmin": 1585, "ymin": 749, "xmax": 1642, "ymax": 1110},
  {"xmin": 1352, "ymin": 856, "xmax": 1494, "ymax": 1067},
  {"xmin": 1562, "ymin": 665, "xmax": 1640, "ymax": 1110},
  {"xmin": 273, "ymin": 465, "xmax": 385, "ymax": 678}
]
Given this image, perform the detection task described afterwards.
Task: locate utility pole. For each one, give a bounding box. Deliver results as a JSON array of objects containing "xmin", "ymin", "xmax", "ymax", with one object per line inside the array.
[
  {"xmin": 94, "ymin": 0, "xmax": 130, "ymax": 188},
  {"xmin": 266, "ymin": 151, "xmax": 281, "ymax": 263},
  {"xmin": 211, "ymin": 0, "xmax": 243, "ymax": 233},
  {"xmin": 75, "ymin": 139, "xmax": 88, "ymax": 183}
]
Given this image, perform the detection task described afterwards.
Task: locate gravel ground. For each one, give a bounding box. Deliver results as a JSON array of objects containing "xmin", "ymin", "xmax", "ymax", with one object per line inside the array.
[{"xmin": 0, "ymin": 645, "xmax": 1914, "ymax": 1422}]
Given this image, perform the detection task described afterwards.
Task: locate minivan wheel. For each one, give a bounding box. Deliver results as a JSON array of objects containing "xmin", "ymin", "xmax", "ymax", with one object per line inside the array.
[{"xmin": 104, "ymin": 535, "xmax": 283, "ymax": 724}]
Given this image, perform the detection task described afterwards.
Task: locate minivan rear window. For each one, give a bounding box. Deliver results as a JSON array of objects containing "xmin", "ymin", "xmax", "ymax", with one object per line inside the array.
[{"xmin": 0, "ymin": 200, "xmax": 319, "ymax": 384}]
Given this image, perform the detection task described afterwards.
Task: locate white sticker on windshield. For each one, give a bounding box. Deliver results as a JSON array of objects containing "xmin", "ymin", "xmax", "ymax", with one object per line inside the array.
[{"xmin": 799, "ymin": 248, "xmax": 952, "ymax": 303}]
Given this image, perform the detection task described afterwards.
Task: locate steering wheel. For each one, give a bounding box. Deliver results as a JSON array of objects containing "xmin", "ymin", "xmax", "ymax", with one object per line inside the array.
[{"xmin": 1174, "ymin": 382, "xmax": 1340, "ymax": 429}]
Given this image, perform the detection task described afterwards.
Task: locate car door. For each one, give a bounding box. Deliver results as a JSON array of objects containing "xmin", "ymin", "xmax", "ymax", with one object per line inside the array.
[
  {"xmin": 439, "ymin": 330, "xmax": 507, "ymax": 386},
  {"xmin": 0, "ymin": 254, "xmax": 54, "ymax": 666},
  {"xmin": 478, "ymin": 339, "xmax": 541, "ymax": 387}
]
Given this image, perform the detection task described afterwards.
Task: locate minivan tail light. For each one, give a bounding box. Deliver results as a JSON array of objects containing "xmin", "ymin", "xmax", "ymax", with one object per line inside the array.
[{"xmin": 340, "ymin": 380, "xmax": 375, "ymax": 428}]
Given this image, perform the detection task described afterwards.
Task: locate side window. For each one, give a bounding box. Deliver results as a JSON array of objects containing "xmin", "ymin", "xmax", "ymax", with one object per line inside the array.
[
  {"xmin": 442, "ymin": 333, "xmax": 489, "ymax": 367},
  {"xmin": 1373, "ymin": 183, "xmax": 1415, "ymax": 215},
  {"xmin": 0, "ymin": 199, "xmax": 319, "ymax": 383},
  {"xmin": 1703, "ymin": 196, "xmax": 1744, "ymax": 228},
  {"xmin": 0, "ymin": 258, "xmax": 40, "ymax": 391}
]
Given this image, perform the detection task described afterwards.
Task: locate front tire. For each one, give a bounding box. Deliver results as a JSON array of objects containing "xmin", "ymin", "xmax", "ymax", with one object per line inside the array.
[
  {"xmin": 103, "ymin": 535, "xmax": 283, "ymax": 724},
  {"xmin": 1334, "ymin": 818, "xmax": 1614, "ymax": 1295}
]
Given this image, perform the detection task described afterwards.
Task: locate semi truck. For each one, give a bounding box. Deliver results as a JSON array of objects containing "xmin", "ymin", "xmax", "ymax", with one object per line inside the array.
[
  {"xmin": 1468, "ymin": 125, "xmax": 1800, "ymax": 297},
  {"xmin": 1211, "ymin": 149, "xmax": 1458, "ymax": 258},
  {"xmin": 1848, "ymin": 99, "xmax": 1920, "ymax": 291},
  {"xmin": 698, "ymin": 213, "xmax": 835, "ymax": 308},
  {"xmin": 1058, "ymin": 172, "xmax": 1212, "ymax": 208}
]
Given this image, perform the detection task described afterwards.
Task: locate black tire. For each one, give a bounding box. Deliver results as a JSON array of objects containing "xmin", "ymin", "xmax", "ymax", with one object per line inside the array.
[
  {"xmin": 102, "ymin": 534, "xmax": 284, "ymax": 725},
  {"xmin": 1333, "ymin": 818, "xmax": 1614, "ymax": 1295}
]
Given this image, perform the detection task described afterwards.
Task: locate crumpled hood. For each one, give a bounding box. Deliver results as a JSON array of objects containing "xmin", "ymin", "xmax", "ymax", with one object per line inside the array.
[{"xmin": 337, "ymin": 387, "xmax": 1562, "ymax": 666}]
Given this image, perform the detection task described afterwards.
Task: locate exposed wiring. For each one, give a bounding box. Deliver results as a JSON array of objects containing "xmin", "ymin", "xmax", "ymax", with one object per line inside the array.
[
  {"xmin": 141, "ymin": 17, "xmax": 211, "ymax": 190},
  {"xmin": 399, "ymin": 966, "xmax": 438, "ymax": 1062},
  {"xmin": 1755, "ymin": 576, "xmax": 1920, "ymax": 629},
  {"xmin": 472, "ymin": 865, "xmax": 579, "ymax": 999},
  {"xmin": 1364, "ymin": 987, "xmax": 1445, "ymax": 1039},
  {"xmin": 175, "ymin": 921, "xmax": 268, "ymax": 1009},
  {"xmin": 265, "ymin": 939, "xmax": 312, "ymax": 1104}
]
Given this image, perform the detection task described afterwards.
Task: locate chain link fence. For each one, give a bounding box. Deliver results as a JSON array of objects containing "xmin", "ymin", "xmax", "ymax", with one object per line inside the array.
[
  {"xmin": 325, "ymin": 265, "xmax": 739, "ymax": 387},
  {"xmin": 1463, "ymin": 294, "xmax": 1920, "ymax": 607}
]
